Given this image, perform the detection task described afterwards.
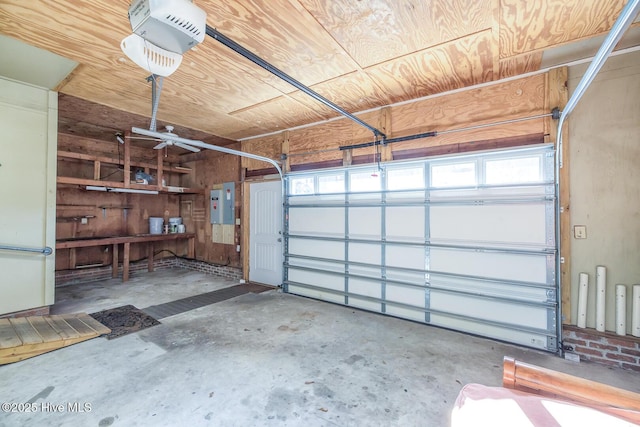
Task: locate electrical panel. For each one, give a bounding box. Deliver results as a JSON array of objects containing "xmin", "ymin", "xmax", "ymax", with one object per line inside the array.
[
  {"xmin": 210, "ymin": 182, "xmax": 235, "ymax": 225},
  {"xmin": 222, "ymin": 182, "xmax": 235, "ymax": 225},
  {"xmin": 210, "ymin": 189, "xmax": 222, "ymax": 224}
]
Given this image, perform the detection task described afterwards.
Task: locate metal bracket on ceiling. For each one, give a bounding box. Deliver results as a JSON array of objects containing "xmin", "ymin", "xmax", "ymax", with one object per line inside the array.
[
  {"xmin": 204, "ymin": 25, "xmax": 386, "ymax": 140},
  {"xmin": 146, "ymin": 74, "xmax": 164, "ymax": 132}
]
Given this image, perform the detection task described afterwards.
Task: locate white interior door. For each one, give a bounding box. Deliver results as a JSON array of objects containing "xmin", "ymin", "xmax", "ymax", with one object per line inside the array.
[
  {"xmin": 249, "ymin": 180, "xmax": 283, "ymax": 285},
  {"xmin": 0, "ymin": 77, "xmax": 57, "ymax": 315}
]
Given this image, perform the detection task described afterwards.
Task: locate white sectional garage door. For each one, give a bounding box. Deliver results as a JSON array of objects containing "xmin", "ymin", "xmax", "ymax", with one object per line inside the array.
[{"xmin": 284, "ymin": 145, "xmax": 559, "ymax": 352}]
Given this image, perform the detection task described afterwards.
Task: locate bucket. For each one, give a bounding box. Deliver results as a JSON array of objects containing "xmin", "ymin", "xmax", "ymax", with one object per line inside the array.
[
  {"xmin": 149, "ymin": 217, "xmax": 163, "ymax": 235},
  {"xmin": 169, "ymin": 217, "xmax": 182, "ymax": 225}
]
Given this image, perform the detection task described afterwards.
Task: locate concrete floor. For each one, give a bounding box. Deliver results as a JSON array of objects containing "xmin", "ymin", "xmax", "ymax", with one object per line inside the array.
[{"xmin": 1, "ymin": 269, "xmax": 639, "ymax": 427}]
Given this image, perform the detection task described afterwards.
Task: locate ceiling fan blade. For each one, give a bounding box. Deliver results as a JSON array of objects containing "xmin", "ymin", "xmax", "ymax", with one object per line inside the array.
[
  {"xmin": 132, "ymin": 127, "xmax": 163, "ymax": 138},
  {"xmin": 175, "ymin": 142, "xmax": 200, "ymax": 153},
  {"xmin": 153, "ymin": 142, "xmax": 168, "ymax": 150},
  {"xmin": 127, "ymin": 136, "xmax": 160, "ymax": 141}
]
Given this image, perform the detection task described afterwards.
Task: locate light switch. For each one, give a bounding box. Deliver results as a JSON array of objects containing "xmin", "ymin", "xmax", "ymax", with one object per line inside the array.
[{"xmin": 574, "ymin": 225, "xmax": 587, "ymax": 239}]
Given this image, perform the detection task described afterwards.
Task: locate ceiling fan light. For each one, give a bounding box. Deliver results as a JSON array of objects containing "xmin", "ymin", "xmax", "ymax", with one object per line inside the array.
[{"xmin": 121, "ymin": 33, "xmax": 183, "ymax": 77}]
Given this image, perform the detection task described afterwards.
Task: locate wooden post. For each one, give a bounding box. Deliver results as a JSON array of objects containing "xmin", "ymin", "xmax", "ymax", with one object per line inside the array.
[
  {"xmin": 546, "ymin": 67, "xmax": 570, "ymax": 323},
  {"xmin": 282, "ymin": 131, "xmax": 290, "ymax": 173},
  {"xmin": 69, "ymin": 248, "xmax": 76, "ymax": 270},
  {"xmin": 156, "ymin": 148, "xmax": 164, "ymax": 190},
  {"xmin": 112, "ymin": 244, "xmax": 119, "ymax": 278},
  {"xmin": 379, "ymin": 107, "xmax": 392, "ymax": 162},
  {"xmin": 93, "ymin": 160, "xmax": 101, "ymax": 180},
  {"xmin": 187, "ymin": 236, "xmax": 195, "ymax": 258},
  {"xmin": 122, "ymin": 242, "xmax": 130, "ymax": 282},
  {"xmin": 342, "ymin": 149, "xmax": 353, "ymax": 167},
  {"xmin": 123, "ymin": 130, "xmax": 131, "ymax": 188},
  {"xmin": 148, "ymin": 242, "xmax": 154, "ymax": 272},
  {"xmin": 242, "ymin": 181, "xmax": 250, "ymax": 281}
]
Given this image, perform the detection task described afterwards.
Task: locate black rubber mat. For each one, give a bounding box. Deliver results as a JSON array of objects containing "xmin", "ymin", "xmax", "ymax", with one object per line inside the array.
[
  {"xmin": 141, "ymin": 283, "xmax": 272, "ymax": 320},
  {"xmin": 90, "ymin": 305, "xmax": 161, "ymax": 339}
]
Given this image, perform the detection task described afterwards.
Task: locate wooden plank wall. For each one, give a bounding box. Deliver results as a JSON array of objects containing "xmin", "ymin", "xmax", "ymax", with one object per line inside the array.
[
  {"xmin": 241, "ymin": 73, "xmax": 548, "ymax": 172},
  {"xmin": 183, "ymin": 147, "xmax": 242, "ymax": 268},
  {"xmin": 56, "ymin": 134, "xmax": 185, "ymax": 271}
]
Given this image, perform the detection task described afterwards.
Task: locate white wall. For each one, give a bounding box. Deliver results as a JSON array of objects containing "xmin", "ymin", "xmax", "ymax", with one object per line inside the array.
[
  {"xmin": 0, "ymin": 77, "xmax": 57, "ymax": 314},
  {"xmin": 568, "ymin": 49, "xmax": 640, "ymax": 333}
]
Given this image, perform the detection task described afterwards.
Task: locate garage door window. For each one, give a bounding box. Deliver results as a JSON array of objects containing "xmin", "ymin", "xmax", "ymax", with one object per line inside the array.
[{"xmin": 431, "ymin": 162, "xmax": 476, "ymax": 188}]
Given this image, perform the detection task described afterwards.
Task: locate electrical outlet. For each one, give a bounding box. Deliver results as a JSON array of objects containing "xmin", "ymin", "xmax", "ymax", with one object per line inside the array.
[
  {"xmin": 81, "ymin": 217, "xmax": 88, "ymax": 225},
  {"xmin": 574, "ymin": 225, "xmax": 587, "ymax": 239}
]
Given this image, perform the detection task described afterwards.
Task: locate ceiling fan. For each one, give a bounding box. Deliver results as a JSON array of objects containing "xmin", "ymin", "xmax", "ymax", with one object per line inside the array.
[{"xmin": 131, "ymin": 125, "xmax": 201, "ymax": 153}]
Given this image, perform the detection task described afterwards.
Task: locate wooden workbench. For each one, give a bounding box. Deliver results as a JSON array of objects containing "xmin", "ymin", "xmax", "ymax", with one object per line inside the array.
[{"xmin": 56, "ymin": 233, "xmax": 195, "ymax": 281}]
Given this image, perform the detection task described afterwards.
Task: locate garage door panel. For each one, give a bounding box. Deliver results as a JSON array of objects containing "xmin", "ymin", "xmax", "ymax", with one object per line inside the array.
[
  {"xmin": 386, "ymin": 246, "xmax": 425, "ymax": 269},
  {"xmin": 349, "ymin": 278, "xmax": 382, "ymax": 298},
  {"xmin": 289, "ymin": 207, "xmax": 344, "ymax": 235},
  {"xmin": 386, "ymin": 206, "xmax": 425, "ymax": 241},
  {"xmin": 289, "ymin": 258, "xmax": 343, "ymax": 274},
  {"xmin": 429, "ymin": 314, "xmax": 549, "ymax": 350},
  {"xmin": 288, "ymin": 268, "xmax": 343, "ymax": 291},
  {"xmin": 430, "ymin": 204, "xmax": 548, "ymax": 244},
  {"xmin": 348, "ymin": 207, "xmax": 380, "ymax": 239},
  {"xmin": 348, "ymin": 297, "xmax": 382, "ymax": 312},
  {"xmin": 284, "ymin": 145, "xmax": 558, "ymax": 352},
  {"xmin": 288, "ymin": 284, "xmax": 345, "ymax": 304},
  {"xmin": 431, "ymin": 276, "xmax": 550, "ymax": 303},
  {"xmin": 386, "ymin": 269, "xmax": 424, "ymax": 284},
  {"xmin": 349, "ymin": 243, "xmax": 380, "ymax": 264},
  {"xmin": 386, "ymin": 305, "xmax": 426, "ymax": 322},
  {"xmin": 348, "ymin": 264, "xmax": 380, "ymax": 279},
  {"xmin": 430, "ymin": 292, "xmax": 548, "ymax": 329},
  {"xmin": 430, "ymin": 248, "xmax": 548, "ymax": 284},
  {"xmin": 289, "ymin": 238, "xmax": 344, "ymax": 260},
  {"xmin": 386, "ymin": 284, "xmax": 426, "ymax": 307}
]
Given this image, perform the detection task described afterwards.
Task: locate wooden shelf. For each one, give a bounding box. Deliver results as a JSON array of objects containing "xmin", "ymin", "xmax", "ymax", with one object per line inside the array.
[
  {"xmin": 57, "ymin": 139, "xmax": 202, "ymax": 195},
  {"xmin": 57, "ymin": 150, "xmax": 192, "ymax": 174},
  {"xmin": 56, "ymin": 176, "xmax": 203, "ymax": 194}
]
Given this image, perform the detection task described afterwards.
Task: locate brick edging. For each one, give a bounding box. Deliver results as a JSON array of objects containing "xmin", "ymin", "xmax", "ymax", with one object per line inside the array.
[
  {"xmin": 563, "ymin": 325, "xmax": 640, "ymax": 372},
  {"xmin": 176, "ymin": 258, "xmax": 243, "ymax": 281}
]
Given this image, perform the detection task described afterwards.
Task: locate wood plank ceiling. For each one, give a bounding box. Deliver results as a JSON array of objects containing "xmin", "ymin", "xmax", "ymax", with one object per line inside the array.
[{"xmin": 0, "ymin": 0, "xmax": 636, "ymax": 143}]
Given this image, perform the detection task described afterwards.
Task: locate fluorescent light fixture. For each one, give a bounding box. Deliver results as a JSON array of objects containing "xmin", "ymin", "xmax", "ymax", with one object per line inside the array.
[
  {"xmin": 85, "ymin": 186, "xmax": 158, "ymax": 195},
  {"xmin": 109, "ymin": 188, "xmax": 159, "ymax": 195}
]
